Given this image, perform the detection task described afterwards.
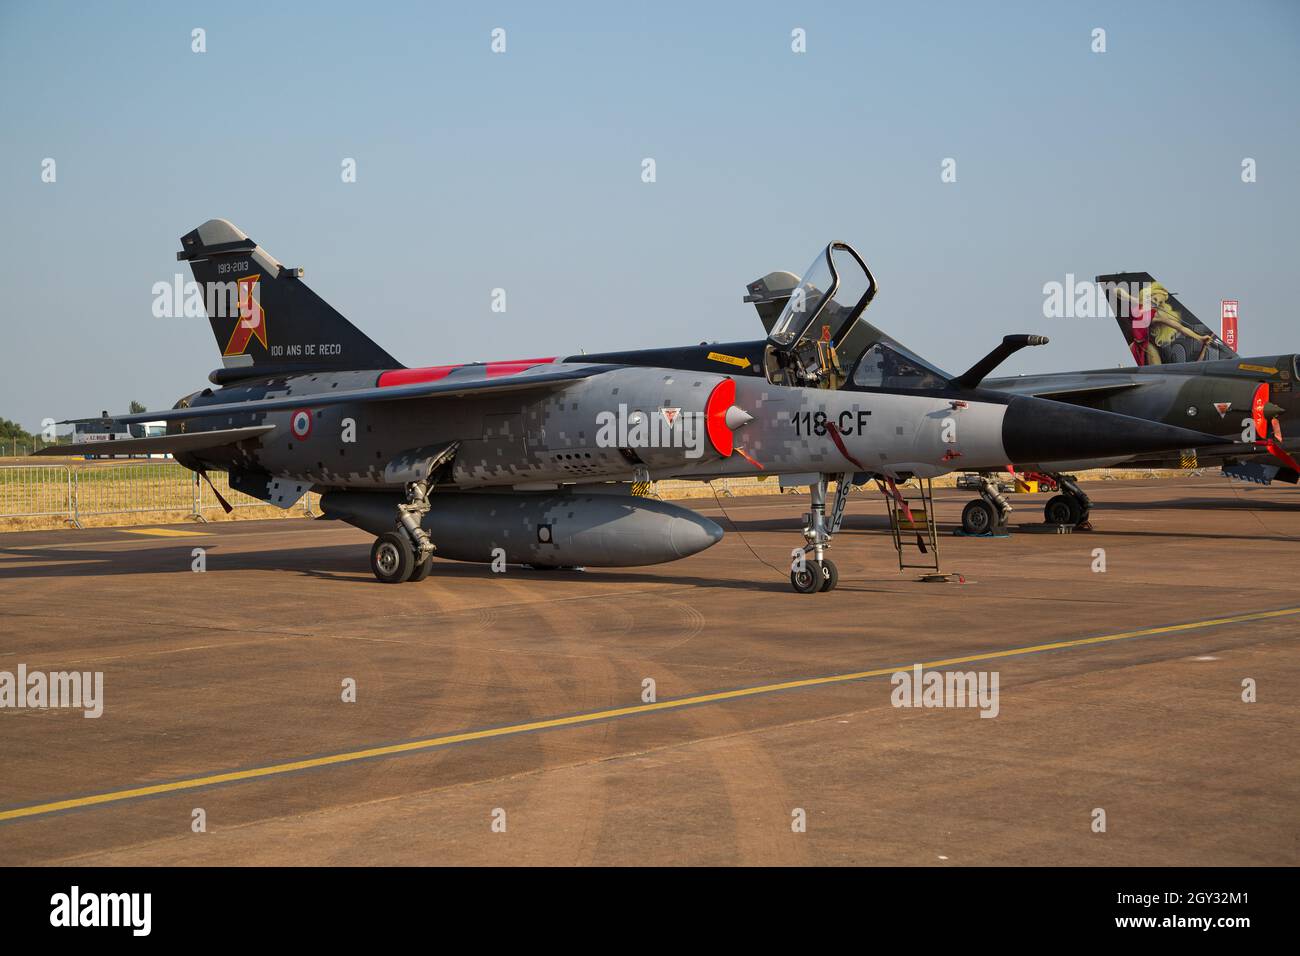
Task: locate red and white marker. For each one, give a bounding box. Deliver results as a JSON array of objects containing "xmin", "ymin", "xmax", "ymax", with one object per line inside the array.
[{"xmin": 1221, "ymin": 300, "xmax": 1239, "ymax": 352}]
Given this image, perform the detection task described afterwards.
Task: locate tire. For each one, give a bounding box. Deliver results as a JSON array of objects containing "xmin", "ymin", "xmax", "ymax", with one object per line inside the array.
[
  {"xmin": 409, "ymin": 552, "xmax": 434, "ymax": 582},
  {"xmin": 1044, "ymin": 494, "xmax": 1081, "ymax": 526},
  {"xmin": 961, "ymin": 499, "xmax": 995, "ymax": 535},
  {"xmin": 819, "ymin": 558, "xmax": 839, "ymax": 592},
  {"xmin": 790, "ymin": 560, "xmax": 824, "ymax": 594},
  {"xmin": 371, "ymin": 532, "xmax": 415, "ymax": 584}
]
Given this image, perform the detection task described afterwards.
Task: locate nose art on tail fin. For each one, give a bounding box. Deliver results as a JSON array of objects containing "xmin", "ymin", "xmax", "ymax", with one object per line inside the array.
[{"xmin": 1096, "ymin": 272, "xmax": 1237, "ymax": 366}]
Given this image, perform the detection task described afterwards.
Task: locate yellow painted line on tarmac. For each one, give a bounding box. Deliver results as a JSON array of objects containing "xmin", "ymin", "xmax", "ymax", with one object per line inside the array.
[
  {"xmin": 2, "ymin": 605, "xmax": 1297, "ymax": 824},
  {"xmin": 116, "ymin": 528, "xmax": 212, "ymax": 538}
]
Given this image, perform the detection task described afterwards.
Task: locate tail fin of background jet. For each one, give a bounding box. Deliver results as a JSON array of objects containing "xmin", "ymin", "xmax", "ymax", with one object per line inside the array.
[
  {"xmin": 743, "ymin": 271, "xmax": 801, "ymax": 334},
  {"xmin": 178, "ymin": 219, "xmax": 402, "ymax": 381},
  {"xmin": 1096, "ymin": 271, "xmax": 1238, "ymax": 367}
]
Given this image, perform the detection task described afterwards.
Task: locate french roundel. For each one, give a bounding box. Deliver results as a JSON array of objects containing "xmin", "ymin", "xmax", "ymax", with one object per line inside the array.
[{"xmin": 290, "ymin": 408, "xmax": 313, "ymax": 439}]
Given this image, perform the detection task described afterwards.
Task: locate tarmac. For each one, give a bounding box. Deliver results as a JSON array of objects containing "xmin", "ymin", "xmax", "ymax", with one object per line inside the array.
[{"xmin": 1, "ymin": 476, "xmax": 1297, "ymax": 866}]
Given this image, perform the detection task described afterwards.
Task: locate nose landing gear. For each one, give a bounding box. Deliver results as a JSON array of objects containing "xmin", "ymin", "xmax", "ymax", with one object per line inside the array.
[{"xmin": 789, "ymin": 472, "xmax": 849, "ymax": 593}]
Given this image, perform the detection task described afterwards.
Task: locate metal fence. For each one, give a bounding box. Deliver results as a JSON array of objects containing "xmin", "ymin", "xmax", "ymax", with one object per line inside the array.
[
  {"xmin": 0, "ymin": 464, "xmax": 74, "ymax": 519},
  {"xmin": 0, "ymin": 463, "xmax": 764, "ymax": 525},
  {"xmin": 0, "ymin": 462, "xmax": 316, "ymax": 527},
  {"xmin": 0, "ymin": 464, "xmax": 1184, "ymax": 528},
  {"xmin": 650, "ymin": 476, "xmax": 782, "ymax": 498}
]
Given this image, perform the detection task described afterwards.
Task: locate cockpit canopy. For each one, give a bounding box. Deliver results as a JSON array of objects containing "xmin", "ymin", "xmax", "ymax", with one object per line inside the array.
[
  {"xmin": 768, "ymin": 242, "xmax": 877, "ymax": 350},
  {"xmin": 762, "ymin": 241, "xmax": 952, "ymax": 392}
]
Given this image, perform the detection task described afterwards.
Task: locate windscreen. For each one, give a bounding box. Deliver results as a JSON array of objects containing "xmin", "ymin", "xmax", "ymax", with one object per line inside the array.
[{"xmin": 851, "ymin": 340, "xmax": 952, "ymax": 390}]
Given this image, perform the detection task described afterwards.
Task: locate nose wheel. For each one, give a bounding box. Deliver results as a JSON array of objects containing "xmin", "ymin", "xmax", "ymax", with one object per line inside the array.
[{"xmin": 790, "ymin": 558, "xmax": 838, "ymax": 594}]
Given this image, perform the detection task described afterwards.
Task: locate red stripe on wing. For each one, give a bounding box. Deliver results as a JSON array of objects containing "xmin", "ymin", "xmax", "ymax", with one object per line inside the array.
[
  {"xmin": 377, "ymin": 365, "xmax": 462, "ymax": 387},
  {"xmin": 486, "ymin": 357, "xmax": 557, "ymax": 378}
]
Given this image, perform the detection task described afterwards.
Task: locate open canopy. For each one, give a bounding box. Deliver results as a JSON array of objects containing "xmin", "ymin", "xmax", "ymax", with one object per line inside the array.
[
  {"xmin": 768, "ymin": 241, "xmax": 878, "ymax": 352},
  {"xmin": 762, "ymin": 240, "xmax": 951, "ymax": 391}
]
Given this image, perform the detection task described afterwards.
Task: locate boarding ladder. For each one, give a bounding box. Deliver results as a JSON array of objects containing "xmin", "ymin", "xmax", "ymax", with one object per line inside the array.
[{"xmin": 880, "ymin": 477, "xmax": 941, "ymax": 574}]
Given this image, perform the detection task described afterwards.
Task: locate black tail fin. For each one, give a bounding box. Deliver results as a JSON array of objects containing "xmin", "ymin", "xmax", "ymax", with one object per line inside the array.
[
  {"xmin": 1096, "ymin": 271, "xmax": 1238, "ymax": 366},
  {"xmin": 178, "ymin": 219, "xmax": 401, "ymax": 380}
]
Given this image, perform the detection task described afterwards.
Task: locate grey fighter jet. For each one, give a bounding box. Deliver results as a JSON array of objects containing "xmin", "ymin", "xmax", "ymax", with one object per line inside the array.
[
  {"xmin": 742, "ymin": 268, "xmax": 1300, "ymax": 532},
  {"xmin": 41, "ymin": 221, "xmax": 1222, "ymax": 592}
]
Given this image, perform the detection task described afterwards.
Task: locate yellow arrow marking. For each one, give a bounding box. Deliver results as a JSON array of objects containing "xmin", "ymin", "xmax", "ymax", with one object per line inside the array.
[{"xmin": 707, "ymin": 351, "xmax": 751, "ymax": 368}]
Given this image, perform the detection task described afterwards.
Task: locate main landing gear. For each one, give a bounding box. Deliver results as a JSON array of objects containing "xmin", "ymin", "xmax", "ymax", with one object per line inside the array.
[
  {"xmin": 790, "ymin": 472, "xmax": 849, "ymax": 593},
  {"xmin": 960, "ymin": 474, "xmax": 1012, "ymax": 536},
  {"xmin": 370, "ymin": 479, "xmax": 436, "ymax": 583},
  {"xmin": 1042, "ymin": 473, "xmax": 1092, "ymax": 529}
]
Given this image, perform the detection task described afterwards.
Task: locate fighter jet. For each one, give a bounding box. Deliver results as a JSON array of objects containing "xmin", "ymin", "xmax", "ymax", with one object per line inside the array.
[
  {"xmin": 970, "ymin": 274, "xmax": 1300, "ymax": 527},
  {"xmin": 40, "ymin": 221, "xmax": 1222, "ymax": 592},
  {"xmin": 738, "ymin": 268, "xmax": 1300, "ymax": 533}
]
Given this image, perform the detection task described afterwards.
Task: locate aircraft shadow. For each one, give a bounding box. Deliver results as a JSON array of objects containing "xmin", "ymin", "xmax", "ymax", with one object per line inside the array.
[
  {"xmin": 0, "ymin": 542, "xmax": 368, "ymax": 580},
  {"xmin": 1, "ymin": 541, "xmax": 888, "ymax": 593},
  {"xmin": 715, "ymin": 515, "xmax": 897, "ymax": 534},
  {"xmin": 1092, "ymin": 496, "xmax": 1300, "ymax": 513}
]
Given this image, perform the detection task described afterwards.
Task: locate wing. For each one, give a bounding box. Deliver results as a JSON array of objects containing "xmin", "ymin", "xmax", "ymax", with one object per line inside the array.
[
  {"xmin": 985, "ymin": 376, "xmax": 1147, "ymax": 403},
  {"xmin": 63, "ymin": 363, "xmax": 619, "ymax": 427},
  {"xmin": 32, "ymin": 425, "xmax": 276, "ymax": 457},
  {"xmin": 1021, "ymin": 382, "xmax": 1147, "ymax": 402}
]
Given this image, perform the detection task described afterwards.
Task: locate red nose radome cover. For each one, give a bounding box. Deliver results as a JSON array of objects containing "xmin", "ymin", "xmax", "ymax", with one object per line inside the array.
[
  {"xmin": 706, "ymin": 378, "xmax": 737, "ymax": 457},
  {"xmin": 1251, "ymin": 381, "xmax": 1269, "ymax": 441},
  {"xmin": 1253, "ymin": 381, "xmax": 1300, "ymax": 473}
]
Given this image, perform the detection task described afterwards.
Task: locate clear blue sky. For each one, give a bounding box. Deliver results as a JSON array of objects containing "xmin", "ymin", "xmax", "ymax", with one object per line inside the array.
[{"xmin": 2, "ymin": 0, "xmax": 1298, "ymax": 430}]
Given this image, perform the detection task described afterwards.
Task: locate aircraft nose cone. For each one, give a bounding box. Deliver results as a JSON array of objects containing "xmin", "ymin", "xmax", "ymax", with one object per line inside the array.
[
  {"xmin": 670, "ymin": 513, "xmax": 724, "ymax": 558},
  {"xmin": 1001, "ymin": 395, "xmax": 1221, "ymax": 464}
]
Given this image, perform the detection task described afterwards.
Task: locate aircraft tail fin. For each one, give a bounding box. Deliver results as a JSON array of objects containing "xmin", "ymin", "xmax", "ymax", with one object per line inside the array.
[
  {"xmin": 1096, "ymin": 272, "xmax": 1238, "ymax": 366},
  {"xmin": 178, "ymin": 219, "xmax": 402, "ymax": 381},
  {"xmin": 743, "ymin": 271, "xmax": 800, "ymax": 334}
]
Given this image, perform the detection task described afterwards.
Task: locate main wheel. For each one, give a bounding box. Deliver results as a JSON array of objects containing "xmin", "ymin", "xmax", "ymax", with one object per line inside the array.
[
  {"xmin": 818, "ymin": 558, "xmax": 839, "ymax": 592},
  {"xmin": 961, "ymin": 499, "xmax": 996, "ymax": 535},
  {"xmin": 1040, "ymin": 496, "xmax": 1081, "ymax": 528},
  {"xmin": 371, "ymin": 532, "xmax": 415, "ymax": 584},
  {"xmin": 1043, "ymin": 494, "xmax": 1081, "ymax": 525},
  {"xmin": 790, "ymin": 560, "xmax": 825, "ymax": 594},
  {"xmin": 409, "ymin": 551, "xmax": 434, "ymax": 582}
]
